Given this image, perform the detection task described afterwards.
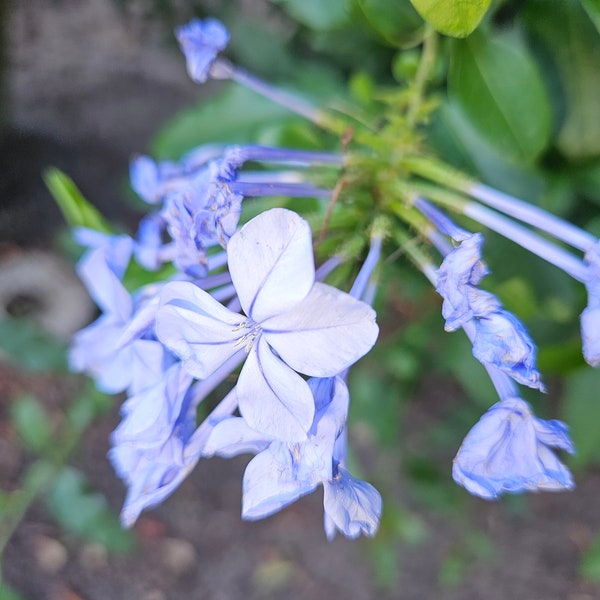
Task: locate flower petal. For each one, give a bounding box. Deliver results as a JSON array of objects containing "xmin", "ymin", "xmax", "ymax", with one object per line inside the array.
[
  {"xmin": 156, "ymin": 281, "xmax": 244, "ymax": 378},
  {"xmin": 263, "ymin": 282, "xmax": 379, "ymax": 377},
  {"xmin": 203, "ymin": 416, "xmax": 272, "ymax": 458},
  {"xmin": 237, "ymin": 336, "xmax": 314, "ymax": 442},
  {"xmin": 322, "ymin": 467, "xmax": 382, "ymax": 541},
  {"xmin": 227, "ymin": 208, "xmax": 315, "ymax": 322},
  {"xmin": 242, "ymin": 443, "xmax": 317, "ymax": 520}
]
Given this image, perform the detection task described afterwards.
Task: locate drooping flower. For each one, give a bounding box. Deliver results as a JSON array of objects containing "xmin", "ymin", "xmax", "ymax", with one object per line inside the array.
[
  {"xmin": 436, "ymin": 233, "xmax": 544, "ymax": 391},
  {"xmin": 323, "ymin": 466, "xmax": 382, "ymax": 541},
  {"xmin": 453, "ymin": 396, "xmax": 575, "ymax": 500},
  {"xmin": 175, "ymin": 18, "xmax": 230, "ymax": 84}
]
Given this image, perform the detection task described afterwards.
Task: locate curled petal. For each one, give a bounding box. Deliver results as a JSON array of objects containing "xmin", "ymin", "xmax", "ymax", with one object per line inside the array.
[
  {"xmin": 227, "ymin": 208, "xmax": 315, "ymax": 322},
  {"xmin": 263, "ymin": 282, "xmax": 379, "ymax": 377},
  {"xmin": 323, "ymin": 467, "xmax": 382, "ymax": 541},
  {"xmin": 452, "ymin": 397, "xmax": 574, "ymax": 500},
  {"xmin": 242, "ymin": 443, "xmax": 317, "ymax": 520},
  {"xmin": 472, "ymin": 311, "xmax": 545, "ymax": 391}
]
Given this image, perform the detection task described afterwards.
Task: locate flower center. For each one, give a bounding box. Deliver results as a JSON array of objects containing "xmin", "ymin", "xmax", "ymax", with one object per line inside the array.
[{"xmin": 232, "ymin": 320, "xmax": 261, "ymax": 352}]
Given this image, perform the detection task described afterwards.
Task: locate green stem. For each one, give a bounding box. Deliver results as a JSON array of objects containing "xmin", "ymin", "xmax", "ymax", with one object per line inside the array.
[{"xmin": 406, "ymin": 26, "xmax": 438, "ymax": 129}]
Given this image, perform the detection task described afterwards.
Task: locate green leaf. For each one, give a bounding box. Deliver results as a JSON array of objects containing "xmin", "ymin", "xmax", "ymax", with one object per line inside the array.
[
  {"xmin": 581, "ymin": 0, "xmax": 600, "ymax": 34},
  {"xmin": 562, "ymin": 368, "xmax": 600, "ymax": 469},
  {"xmin": 10, "ymin": 395, "xmax": 53, "ymax": 454},
  {"xmin": 43, "ymin": 168, "xmax": 112, "ymax": 233},
  {"xmin": 0, "ymin": 317, "xmax": 67, "ymax": 372},
  {"xmin": 410, "ymin": 0, "xmax": 490, "ymax": 38},
  {"xmin": 271, "ymin": 0, "xmax": 351, "ymax": 31},
  {"xmin": 522, "ymin": 0, "xmax": 600, "ymax": 161},
  {"xmin": 0, "ymin": 585, "xmax": 26, "ymax": 600},
  {"xmin": 356, "ymin": 0, "xmax": 424, "ymax": 47},
  {"xmin": 448, "ymin": 29, "xmax": 552, "ymax": 163},
  {"xmin": 152, "ymin": 83, "xmax": 303, "ymax": 159},
  {"xmin": 48, "ymin": 467, "xmax": 134, "ymax": 553}
]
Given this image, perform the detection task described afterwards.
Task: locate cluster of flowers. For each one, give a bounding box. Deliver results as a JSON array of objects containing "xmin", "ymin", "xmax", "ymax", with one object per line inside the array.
[{"xmin": 69, "ymin": 17, "xmax": 600, "ymax": 539}]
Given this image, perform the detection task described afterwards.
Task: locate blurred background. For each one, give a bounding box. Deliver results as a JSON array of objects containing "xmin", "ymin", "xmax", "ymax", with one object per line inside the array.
[{"xmin": 2, "ymin": 1, "xmax": 600, "ymax": 599}]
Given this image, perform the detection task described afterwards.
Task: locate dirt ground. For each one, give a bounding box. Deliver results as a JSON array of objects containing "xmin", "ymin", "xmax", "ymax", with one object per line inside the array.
[{"xmin": 3, "ymin": 1, "xmax": 600, "ymax": 599}]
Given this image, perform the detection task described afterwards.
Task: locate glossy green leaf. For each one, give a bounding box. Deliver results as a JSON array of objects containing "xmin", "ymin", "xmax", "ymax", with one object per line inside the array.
[
  {"xmin": 449, "ymin": 30, "xmax": 552, "ymax": 163},
  {"xmin": 410, "ymin": 0, "xmax": 490, "ymax": 38},
  {"xmin": 271, "ymin": 0, "xmax": 351, "ymax": 31},
  {"xmin": 562, "ymin": 368, "xmax": 600, "ymax": 469},
  {"xmin": 356, "ymin": 0, "xmax": 424, "ymax": 47},
  {"xmin": 43, "ymin": 168, "xmax": 112, "ymax": 233},
  {"xmin": 48, "ymin": 467, "xmax": 134, "ymax": 553},
  {"xmin": 522, "ymin": 0, "xmax": 600, "ymax": 161}
]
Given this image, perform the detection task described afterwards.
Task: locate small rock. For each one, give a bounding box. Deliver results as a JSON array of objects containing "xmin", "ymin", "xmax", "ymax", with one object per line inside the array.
[
  {"xmin": 79, "ymin": 542, "xmax": 108, "ymax": 571},
  {"xmin": 33, "ymin": 534, "xmax": 68, "ymax": 574},
  {"xmin": 161, "ymin": 537, "xmax": 197, "ymax": 576}
]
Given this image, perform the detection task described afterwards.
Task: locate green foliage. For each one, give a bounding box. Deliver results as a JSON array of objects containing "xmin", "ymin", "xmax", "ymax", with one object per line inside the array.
[
  {"xmin": 410, "ymin": 0, "xmax": 491, "ymax": 38},
  {"xmin": 581, "ymin": 532, "xmax": 600, "ymax": 582},
  {"xmin": 48, "ymin": 467, "xmax": 134, "ymax": 552},
  {"xmin": 356, "ymin": 0, "xmax": 424, "ymax": 47},
  {"xmin": 271, "ymin": 0, "xmax": 352, "ymax": 30},
  {"xmin": 562, "ymin": 368, "xmax": 600, "ymax": 470},
  {"xmin": 522, "ymin": 0, "xmax": 600, "ymax": 161},
  {"xmin": 43, "ymin": 168, "xmax": 112, "ymax": 233},
  {"xmin": 10, "ymin": 395, "xmax": 53, "ymax": 454},
  {"xmin": 448, "ymin": 29, "xmax": 552, "ymax": 163},
  {"xmin": 0, "ymin": 317, "xmax": 67, "ymax": 372}
]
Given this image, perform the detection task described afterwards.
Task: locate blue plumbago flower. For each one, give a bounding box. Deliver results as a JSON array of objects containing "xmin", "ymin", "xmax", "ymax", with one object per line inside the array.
[
  {"xmin": 72, "ymin": 227, "xmax": 133, "ymax": 279},
  {"xmin": 436, "ymin": 232, "xmax": 544, "ymax": 391},
  {"xmin": 157, "ymin": 208, "xmax": 379, "ymax": 442},
  {"xmin": 110, "ymin": 363, "xmax": 196, "ymax": 526},
  {"xmin": 175, "ymin": 18, "xmax": 230, "ymax": 84},
  {"xmin": 453, "ymin": 396, "xmax": 575, "ymax": 500}
]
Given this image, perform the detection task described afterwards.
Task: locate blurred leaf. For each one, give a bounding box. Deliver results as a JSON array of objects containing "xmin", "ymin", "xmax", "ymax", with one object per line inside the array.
[
  {"xmin": 43, "ymin": 168, "xmax": 112, "ymax": 233},
  {"xmin": 152, "ymin": 83, "xmax": 302, "ymax": 159},
  {"xmin": 562, "ymin": 368, "xmax": 600, "ymax": 469},
  {"xmin": 429, "ymin": 100, "xmax": 545, "ymax": 199},
  {"xmin": 581, "ymin": 531, "xmax": 600, "ymax": 582},
  {"xmin": 48, "ymin": 467, "xmax": 134, "ymax": 553},
  {"xmin": 0, "ymin": 317, "xmax": 67, "ymax": 372},
  {"xmin": 10, "ymin": 395, "xmax": 53, "ymax": 454},
  {"xmin": 410, "ymin": 0, "xmax": 490, "ymax": 38},
  {"xmin": 66, "ymin": 384, "xmax": 113, "ymax": 433},
  {"xmin": 271, "ymin": 0, "xmax": 352, "ymax": 31},
  {"xmin": 356, "ymin": 0, "xmax": 424, "ymax": 47},
  {"xmin": 449, "ymin": 29, "xmax": 552, "ymax": 163},
  {"xmin": 522, "ymin": 0, "xmax": 600, "ymax": 161},
  {"xmin": 0, "ymin": 585, "xmax": 26, "ymax": 600},
  {"xmin": 581, "ymin": 0, "xmax": 600, "ymax": 34}
]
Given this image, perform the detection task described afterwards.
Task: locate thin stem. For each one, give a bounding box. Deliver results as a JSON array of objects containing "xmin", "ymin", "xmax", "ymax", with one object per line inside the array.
[
  {"xmin": 406, "ymin": 25, "xmax": 438, "ymax": 128},
  {"xmin": 229, "ymin": 181, "xmax": 332, "ymax": 199}
]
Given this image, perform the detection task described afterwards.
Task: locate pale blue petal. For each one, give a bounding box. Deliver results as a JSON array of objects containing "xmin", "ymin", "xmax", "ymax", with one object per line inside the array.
[
  {"xmin": 203, "ymin": 416, "xmax": 272, "ymax": 458},
  {"xmin": 472, "ymin": 311, "xmax": 545, "ymax": 391},
  {"xmin": 322, "ymin": 467, "xmax": 382, "ymax": 541},
  {"xmin": 263, "ymin": 282, "xmax": 379, "ymax": 377},
  {"xmin": 452, "ymin": 397, "xmax": 575, "ymax": 499},
  {"xmin": 69, "ymin": 316, "xmax": 134, "ymax": 393},
  {"xmin": 156, "ymin": 281, "xmax": 243, "ymax": 378},
  {"xmin": 242, "ymin": 443, "xmax": 318, "ymax": 520},
  {"xmin": 237, "ymin": 336, "xmax": 314, "ymax": 442},
  {"xmin": 76, "ymin": 248, "xmax": 132, "ymax": 321},
  {"xmin": 128, "ymin": 339, "xmax": 175, "ymax": 395},
  {"xmin": 227, "ymin": 208, "xmax": 315, "ymax": 322},
  {"xmin": 73, "ymin": 228, "xmax": 133, "ymax": 279}
]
